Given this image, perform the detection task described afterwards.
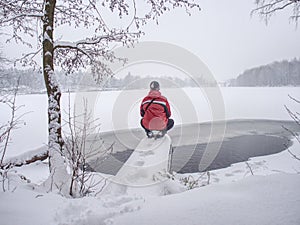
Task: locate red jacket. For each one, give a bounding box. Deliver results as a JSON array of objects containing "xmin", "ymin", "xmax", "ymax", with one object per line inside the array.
[{"xmin": 140, "ymin": 90, "xmax": 171, "ymax": 130}]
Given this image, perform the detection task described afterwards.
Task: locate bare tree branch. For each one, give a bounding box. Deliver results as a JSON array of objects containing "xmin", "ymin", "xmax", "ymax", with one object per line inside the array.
[
  {"xmin": 1, "ymin": 0, "xmax": 201, "ymax": 196},
  {"xmin": 288, "ymin": 94, "xmax": 300, "ymax": 103},
  {"xmin": 288, "ymin": 149, "xmax": 300, "ymax": 160},
  {"xmin": 63, "ymin": 94, "xmax": 113, "ymax": 197},
  {"xmin": 0, "ymin": 78, "xmax": 22, "ymax": 166},
  {"xmin": 252, "ymin": 0, "xmax": 300, "ymax": 24},
  {"xmin": 284, "ymin": 105, "xmax": 300, "ymax": 126},
  {"xmin": 245, "ymin": 161, "xmax": 254, "ymax": 175},
  {"xmin": 1, "ymin": 13, "xmax": 43, "ymax": 24},
  {"xmin": 283, "ymin": 95, "xmax": 300, "ymax": 144}
]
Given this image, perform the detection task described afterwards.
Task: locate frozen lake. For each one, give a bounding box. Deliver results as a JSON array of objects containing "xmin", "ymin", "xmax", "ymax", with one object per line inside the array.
[
  {"xmin": 87, "ymin": 119, "xmax": 298, "ymax": 174},
  {"xmin": 1, "ymin": 87, "xmax": 300, "ymax": 171}
]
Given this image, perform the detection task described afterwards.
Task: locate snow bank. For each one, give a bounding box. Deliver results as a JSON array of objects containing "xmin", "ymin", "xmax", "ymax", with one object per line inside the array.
[
  {"xmin": 205, "ymin": 138, "xmax": 300, "ymax": 185},
  {"xmin": 0, "ymin": 189, "xmax": 65, "ymax": 225},
  {"xmin": 0, "ymin": 139, "xmax": 299, "ymax": 225},
  {"xmin": 113, "ymin": 173, "xmax": 300, "ymax": 225}
]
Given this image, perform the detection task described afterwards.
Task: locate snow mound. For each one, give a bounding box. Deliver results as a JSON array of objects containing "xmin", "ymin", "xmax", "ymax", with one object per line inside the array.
[
  {"xmin": 113, "ymin": 173, "xmax": 300, "ymax": 225},
  {"xmin": 102, "ymin": 135, "xmax": 177, "ymax": 196}
]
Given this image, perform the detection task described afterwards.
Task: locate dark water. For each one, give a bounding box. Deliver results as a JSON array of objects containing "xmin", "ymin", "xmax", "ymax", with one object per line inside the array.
[
  {"xmin": 173, "ymin": 135, "xmax": 291, "ymax": 173},
  {"xmin": 87, "ymin": 149, "xmax": 134, "ymax": 175},
  {"xmin": 87, "ymin": 134, "xmax": 292, "ymax": 175}
]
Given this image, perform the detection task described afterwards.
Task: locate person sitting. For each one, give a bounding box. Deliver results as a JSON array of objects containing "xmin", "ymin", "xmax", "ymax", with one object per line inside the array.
[{"xmin": 140, "ymin": 81, "xmax": 174, "ymax": 138}]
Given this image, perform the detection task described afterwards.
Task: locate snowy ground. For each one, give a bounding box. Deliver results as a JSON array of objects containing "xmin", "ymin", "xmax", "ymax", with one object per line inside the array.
[
  {"xmin": 1, "ymin": 87, "xmax": 300, "ymax": 225},
  {"xmin": 1, "ymin": 138, "xmax": 299, "ymax": 225}
]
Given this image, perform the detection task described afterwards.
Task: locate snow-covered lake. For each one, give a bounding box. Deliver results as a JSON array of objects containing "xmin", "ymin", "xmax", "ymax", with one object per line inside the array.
[
  {"xmin": 1, "ymin": 87, "xmax": 300, "ymax": 225},
  {"xmin": 1, "ymin": 87, "xmax": 300, "ymax": 160}
]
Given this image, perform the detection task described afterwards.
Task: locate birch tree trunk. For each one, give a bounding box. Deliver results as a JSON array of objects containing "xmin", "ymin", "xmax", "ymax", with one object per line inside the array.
[
  {"xmin": 0, "ymin": 0, "xmax": 201, "ymax": 196},
  {"xmin": 42, "ymin": 0, "xmax": 70, "ymax": 195}
]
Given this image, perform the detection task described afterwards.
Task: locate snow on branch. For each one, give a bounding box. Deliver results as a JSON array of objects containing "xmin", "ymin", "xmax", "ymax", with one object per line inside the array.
[
  {"xmin": 1, "ymin": 0, "xmax": 201, "ymax": 71},
  {"xmin": 15, "ymin": 48, "xmax": 43, "ymax": 69},
  {"xmin": 0, "ymin": 79, "xmax": 29, "ymax": 167},
  {"xmin": 0, "ymin": 0, "xmax": 43, "ymax": 25},
  {"xmin": 0, "ymin": 13, "xmax": 43, "ymax": 24},
  {"xmin": 1, "ymin": 146, "xmax": 48, "ymax": 170},
  {"xmin": 54, "ymin": 30, "xmax": 141, "ymax": 50},
  {"xmin": 52, "ymin": 30, "xmax": 139, "ymax": 80}
]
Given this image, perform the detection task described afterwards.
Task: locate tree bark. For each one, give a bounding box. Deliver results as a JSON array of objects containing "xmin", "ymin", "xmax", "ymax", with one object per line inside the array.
[
  {"xmin": 1, "ymin": 150, "xmax": 49, "ymax": 169},
  {"xmin": 43, "ymin": 0, "xmax": 63, "ymax": 164},
  {"xmin": 42, "ymin": 0, "xmax": 70, "ymax": 195}
]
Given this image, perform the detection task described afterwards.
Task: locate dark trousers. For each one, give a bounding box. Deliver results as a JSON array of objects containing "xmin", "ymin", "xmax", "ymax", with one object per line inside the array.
[{"xmin": 140, "ymin": 118, "xmax": 174, "ymax": 133}]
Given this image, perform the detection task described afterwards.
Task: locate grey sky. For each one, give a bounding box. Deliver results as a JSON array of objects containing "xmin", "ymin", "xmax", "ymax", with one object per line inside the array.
[
  {"xmin": 2, "ymin": 0, "xmax": 300, "ymax": 82},
  {"xmin": 140, "ymin": 0, "xmax": 300, "ymax": 81}
]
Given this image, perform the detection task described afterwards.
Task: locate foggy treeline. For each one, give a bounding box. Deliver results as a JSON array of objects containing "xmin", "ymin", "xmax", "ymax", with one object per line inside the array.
[
  {"xmin": 3, "ymin": 58, "xmax": 299, "ymax": 93},
  {"xmin": 0, "ymin": 68, "xmax": 212, "ymax": 94},
  {"xmin": 229, "ymin": 58, "xmax": 300, "ymax": 87},
  {"xmin": 0, "ymin": 68, "xmax": 83, "ymax": 94}
]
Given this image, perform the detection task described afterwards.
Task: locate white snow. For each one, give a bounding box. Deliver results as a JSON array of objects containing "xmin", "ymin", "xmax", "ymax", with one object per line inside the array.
[
  {"xmin": 1, "ymin": 87, "xmax": 299, "ymax": 158},
  {"xmin": 1, "ymin": 87, "xmax": 300, "ymax": 225},
  {"xmin": 3, "ymin": 145, "xmax": 47, "ymax": 167},
  {"xmin": 0, "ymin": 139, "xmax": 299, "ymax": 225},
  {"xmin": 54, "ymin": 41, "xmax": 78, "ymax": 49},
  {"xmin": 45, "ymin": 51, "xmax": 52, "ymax": 57},
  {"xmin": 113, "ymin": 173, "xmax": 300, "ymax": 225},
  {"xmin": 102, "ymin": 135, "xmax": 173, "ymax": 196},
  {"xmin": 43, "ymin": 32, "xmax": 53, "ymax": 43},
  {"xmin": 54, "ymin": 36, "xmax": 111, "ymax": 49}
]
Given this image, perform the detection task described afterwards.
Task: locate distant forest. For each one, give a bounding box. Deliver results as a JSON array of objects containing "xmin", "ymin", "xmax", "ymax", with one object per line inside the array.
[
  {"xmin": 0, "ymin": 68, "xmax": 214, "ymax": 94},
  {"xmin": 2, "ymin": 58, "xmax": 298, "ymax": 93},
  {"xmin": 229, "ymin": 58, "xmax": 300, "ymax": 87}
]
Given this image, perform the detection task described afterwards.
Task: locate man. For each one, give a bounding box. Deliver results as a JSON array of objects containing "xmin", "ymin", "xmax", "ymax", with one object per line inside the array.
[{"xmin": 140, "ymin": 81, "xmax": 174, "ymax": 138}]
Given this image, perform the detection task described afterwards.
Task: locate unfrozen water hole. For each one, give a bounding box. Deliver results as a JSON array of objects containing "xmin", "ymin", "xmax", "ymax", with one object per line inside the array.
[{"xmin": 87, "ymin": 134, "xmax": 292, "ymax": 175}]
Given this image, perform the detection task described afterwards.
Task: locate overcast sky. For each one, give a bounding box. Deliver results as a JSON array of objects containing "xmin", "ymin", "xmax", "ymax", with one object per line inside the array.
[
  {"xmin": 2, "ymin": 0, "xmax": 300, "ymax": 82},
  {"xmin": 139, "ymin": 0, "xmax": 300, "ymax": 81}
]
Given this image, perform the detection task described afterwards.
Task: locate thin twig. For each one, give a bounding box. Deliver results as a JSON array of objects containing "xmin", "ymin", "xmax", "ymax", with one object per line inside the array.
[
  {"xmin": 245, "ymin": 161, "xmax": 254, "ymax": 175},
  {"xmin": 288, "ymin": 149, "xmax": 300, "ymax": 161}
]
